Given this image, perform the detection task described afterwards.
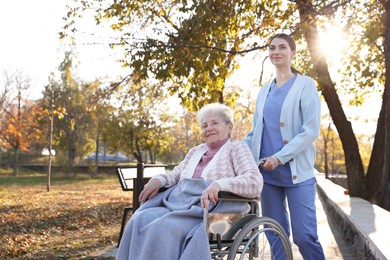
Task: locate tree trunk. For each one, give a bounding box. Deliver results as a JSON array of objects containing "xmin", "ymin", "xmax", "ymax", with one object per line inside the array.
[
  {"xmin": 67, "ymin": 132, "xmax": 76, "ymax": 178},
  {"xmin": 93, "ymin": 130, "xmax": 100, "ymax": 178},
  {"xmin": 296, "ymin": 0, "xmax": 366, "ymax": 196},
  {"xmin": 148, "ymin": 147, "xmax": 155, "ymax": 164},
  {"xmin": 323, "ymin": 124, "xmax": 331, "ymax": 178},
  {"xmin": 134, "ymin": 138, "xmax": 143, "ymax": 163},
  {"xmin": 365, "ymin": 86, "xmax": 385, "ymax": 203},
  {"xmin": 377, "ymin": 0, "xmax": 390, "ymax": 210},
  {"xmin": 47, "ymin": 91, "xmax": 54, "ymax": 192},
  {"xmin": 12, "ymin": 146, "xmax": 19, "ymax": 177},
  {"xmin": 13, "ymin": 88, "xmax": 22, "ymax": 177},
  {"xmin": 331, "ymin": 135, "xmax": 335, "ymax": 176}
]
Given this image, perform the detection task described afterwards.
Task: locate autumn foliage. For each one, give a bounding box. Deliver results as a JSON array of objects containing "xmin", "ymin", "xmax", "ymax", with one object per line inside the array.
[{"xmin": 0, "ymin": 174, "xmax": 129, "ymax": 259}]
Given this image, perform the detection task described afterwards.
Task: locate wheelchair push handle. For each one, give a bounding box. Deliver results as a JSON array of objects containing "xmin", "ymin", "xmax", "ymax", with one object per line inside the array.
[{"xmin": 258, "ymin": 158, "xmax": 266, "ymax": 167}]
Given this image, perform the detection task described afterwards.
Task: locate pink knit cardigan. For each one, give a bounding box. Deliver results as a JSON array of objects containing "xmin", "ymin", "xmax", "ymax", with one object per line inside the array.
[{"xmin": 153, "ymin": 140, "xmax": 263, "ymax": 198}]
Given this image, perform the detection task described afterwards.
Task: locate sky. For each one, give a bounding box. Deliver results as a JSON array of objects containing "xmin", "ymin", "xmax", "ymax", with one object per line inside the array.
[
  {"xmin": 0, "ymin": 0, "xmax": 127, "ymax": 100},
  {"xmin": 0, "ymin": 1, "xmax": 381, "ymax": 136},
  {"xmin": 0, "ymin": 0, "xmax": 66, "ymax": 99}
]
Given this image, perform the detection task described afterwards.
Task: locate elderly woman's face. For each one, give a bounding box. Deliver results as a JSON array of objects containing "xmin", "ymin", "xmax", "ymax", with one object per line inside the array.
[{"xmin": 200, "ymin": 114, "xmax": 232, "ymax": 146}]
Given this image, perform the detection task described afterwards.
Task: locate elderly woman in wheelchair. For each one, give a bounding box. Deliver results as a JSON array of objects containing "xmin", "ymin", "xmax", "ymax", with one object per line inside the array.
[{"xmin": 116, "ymin": 103, "xmax": 291, "ymax": 260}]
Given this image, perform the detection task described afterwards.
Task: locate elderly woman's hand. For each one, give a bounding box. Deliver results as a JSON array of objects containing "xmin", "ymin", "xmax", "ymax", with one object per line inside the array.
[
  {"xmin": 201, "ymin": 182, "xmax": 221, "ymax": 208},
  {"xmin": 139, "ymin": 178, "xmax": 161, "ymax": 203}
]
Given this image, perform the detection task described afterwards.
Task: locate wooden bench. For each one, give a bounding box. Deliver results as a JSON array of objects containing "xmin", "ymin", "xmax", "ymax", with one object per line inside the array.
[{"xmin": 116, "ymin": 163, "xmax": 167, "ymax": 246}]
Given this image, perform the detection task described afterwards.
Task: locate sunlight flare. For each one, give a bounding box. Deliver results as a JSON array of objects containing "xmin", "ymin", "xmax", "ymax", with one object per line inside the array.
[{"xmin": 319, "ymin": 25, "xmax": 346, "ymax": 59}]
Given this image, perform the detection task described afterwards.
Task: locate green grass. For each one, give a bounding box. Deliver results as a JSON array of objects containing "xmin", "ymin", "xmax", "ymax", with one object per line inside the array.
[
  {"xmin": 0, "ymin": 175, "xmax": 47, "ymax": 186},
  {"xmin": 0, "ymin": 168, "xmax": 46, "ymax": 186},
  {"xmin": 0, "ymin": 168, "xmax": 117, "ymax": 186}
]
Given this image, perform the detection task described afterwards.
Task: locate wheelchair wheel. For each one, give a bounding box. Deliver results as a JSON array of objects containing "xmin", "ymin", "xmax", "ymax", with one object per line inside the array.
[
  {"xmin": 222, "ymin": 215, "xmax": 257, "ymax": 240},
  {"xmin": 227, "ymin": 216, "xmax": 293, "ymax": 260}
]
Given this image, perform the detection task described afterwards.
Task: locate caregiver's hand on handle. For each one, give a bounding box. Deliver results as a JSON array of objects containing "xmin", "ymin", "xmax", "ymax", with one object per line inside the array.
[{"xmin": 259, "ymin": 156, "xmax": 280, "ymax": 171}]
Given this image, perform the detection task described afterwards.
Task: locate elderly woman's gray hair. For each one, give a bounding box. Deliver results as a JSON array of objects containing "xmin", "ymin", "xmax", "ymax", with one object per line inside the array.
[{"xmin": 196, "ymin": 103, "xmax": 233, "ymax": 125}]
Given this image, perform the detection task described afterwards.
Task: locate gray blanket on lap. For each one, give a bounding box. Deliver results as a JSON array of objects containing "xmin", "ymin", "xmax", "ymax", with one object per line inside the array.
[{"xmin": 116, "ymin": 178, "xmax": 247, "ymax": 260}]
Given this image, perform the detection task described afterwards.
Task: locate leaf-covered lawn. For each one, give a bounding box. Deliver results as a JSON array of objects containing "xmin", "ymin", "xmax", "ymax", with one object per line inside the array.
[{"xmin": 0, "ymin": 175, "xmax": 131, "ymax": 259}]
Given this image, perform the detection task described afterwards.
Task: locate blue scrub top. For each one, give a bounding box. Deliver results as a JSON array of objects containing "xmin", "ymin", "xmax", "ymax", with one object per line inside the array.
[{"xmin": 260, "ymin": 75, "xmax": 315, "ymax": 187}]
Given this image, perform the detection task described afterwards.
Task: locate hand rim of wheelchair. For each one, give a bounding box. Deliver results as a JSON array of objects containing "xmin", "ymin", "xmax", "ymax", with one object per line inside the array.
[
  {"xmin": 206, "ymin": 192, "xmax": 293, "ymax": 260},
  {"xmin": 226, "ymin": 216, "xmax": 293, "ymax": 260}
]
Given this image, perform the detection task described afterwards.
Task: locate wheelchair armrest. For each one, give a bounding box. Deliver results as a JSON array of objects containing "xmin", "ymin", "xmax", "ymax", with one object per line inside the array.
[
  {"xmin": 203, "ymin": 192, "xmax": 260, "ymax": 233},
  {"xmin": 157, "ymin": 189, "xmax": 258, "ymax": 203},
  {"xmin": 158, "ymin": 187, "xmax": 169, "ymax": 193},
  {"xmin": 218, "ymin": 191, "xmax": 259, "ymax": 203},
  {"xmin": 217, "ymin": 191, "xmax": 259, "ymax": 216}
]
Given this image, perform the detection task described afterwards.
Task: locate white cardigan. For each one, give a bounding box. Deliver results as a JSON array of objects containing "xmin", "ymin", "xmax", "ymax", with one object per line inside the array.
[
  {"xmin": 153, "ymin": 140, "xmax": 263, "ymax": 198},
  {"xmin": 244, "ymin": 74, "xmax": 321, "ymax": 184}
]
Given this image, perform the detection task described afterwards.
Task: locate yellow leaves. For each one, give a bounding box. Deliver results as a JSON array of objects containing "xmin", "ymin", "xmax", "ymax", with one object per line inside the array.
[{"xmin": 53, "ymin": 107, "xmax": 67, "ymax": 120}]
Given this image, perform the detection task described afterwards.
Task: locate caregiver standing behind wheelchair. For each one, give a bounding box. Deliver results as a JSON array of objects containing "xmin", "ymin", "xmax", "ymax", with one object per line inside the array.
[
  {"xmin": 244, "ymin": 33, "xmax": 325, "ymax": 260},
  {"xmin": 116, "ymin": 103, "xmax": 263, "ymax": 260}
]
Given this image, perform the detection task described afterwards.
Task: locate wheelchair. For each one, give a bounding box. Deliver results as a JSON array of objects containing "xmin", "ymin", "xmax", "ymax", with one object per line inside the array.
[{"xmin": 205, "ymin": 192, "xmax": 293, "ymax": 260}]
